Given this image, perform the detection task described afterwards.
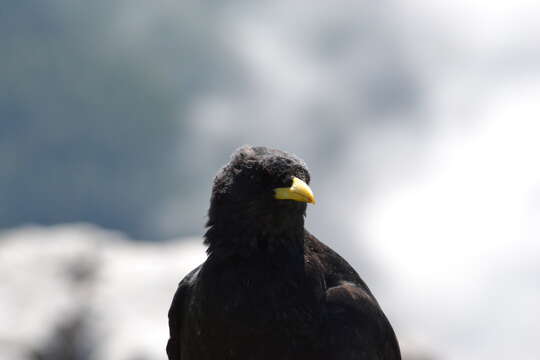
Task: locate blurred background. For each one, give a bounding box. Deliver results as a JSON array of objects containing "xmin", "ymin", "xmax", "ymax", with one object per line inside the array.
[{"xmin": 2, "ymin": 1, "xmax": 540, "ymax": 359}]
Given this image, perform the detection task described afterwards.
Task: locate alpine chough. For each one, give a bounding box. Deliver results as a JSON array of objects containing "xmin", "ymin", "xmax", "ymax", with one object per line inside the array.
[{"xmin": 167, "ymin": 145, "xmax": 401, "ymax": 360}]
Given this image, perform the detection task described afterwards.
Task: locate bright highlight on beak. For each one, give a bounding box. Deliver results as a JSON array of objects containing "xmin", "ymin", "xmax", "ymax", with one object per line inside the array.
[{"xmin": 274, "ymin": 177, "xmax": 316, "ymax": 204}]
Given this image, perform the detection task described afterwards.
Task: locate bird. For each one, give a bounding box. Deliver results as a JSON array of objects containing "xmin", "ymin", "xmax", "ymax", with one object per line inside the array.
[{"xmin": 167, "ymin": 145, "xmax": 401, "ymax": 360}]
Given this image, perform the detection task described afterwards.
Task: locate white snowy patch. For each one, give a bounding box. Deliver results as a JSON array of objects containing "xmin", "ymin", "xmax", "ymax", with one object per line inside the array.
[{"xmin": 0, "ymin": 224, "xmax": 206, "ymax": 360}]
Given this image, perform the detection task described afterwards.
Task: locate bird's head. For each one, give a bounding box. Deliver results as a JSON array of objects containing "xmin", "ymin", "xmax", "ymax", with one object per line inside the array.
[{"xmin": 204, "ymin": 145, "xmax": 315, "ymax": 254}]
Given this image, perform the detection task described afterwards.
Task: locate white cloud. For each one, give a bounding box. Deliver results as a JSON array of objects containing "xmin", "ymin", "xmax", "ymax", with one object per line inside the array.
[{"xmin": 363, "ymin": 79, "xmax": 540, "ymax": 360}]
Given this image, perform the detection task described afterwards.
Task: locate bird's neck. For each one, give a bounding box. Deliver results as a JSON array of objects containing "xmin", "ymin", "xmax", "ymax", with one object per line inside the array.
[{"xmin": 204, "ymin": 211, "xmax": 306, "ymax": 260}]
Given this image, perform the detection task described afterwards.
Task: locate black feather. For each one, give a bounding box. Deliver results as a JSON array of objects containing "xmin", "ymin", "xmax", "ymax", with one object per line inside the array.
[{"xmin": 167, "ymin": 145, "xmax": 401, "ymax": 360}]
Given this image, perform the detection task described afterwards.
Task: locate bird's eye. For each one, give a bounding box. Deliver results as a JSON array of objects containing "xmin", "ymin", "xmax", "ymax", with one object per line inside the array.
[{"xmin": 284, "ymin": 176, "xmax": 294, "ymax": 187}]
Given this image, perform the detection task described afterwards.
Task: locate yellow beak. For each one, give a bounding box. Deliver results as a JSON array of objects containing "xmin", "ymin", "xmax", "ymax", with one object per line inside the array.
[{"xmin": 274, "ymin": 176, "xmax": 316, "ymax": 204}]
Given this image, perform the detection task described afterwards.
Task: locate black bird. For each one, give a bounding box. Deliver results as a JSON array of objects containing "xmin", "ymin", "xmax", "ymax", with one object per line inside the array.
[{"xmin": 167, "ymin": 145, "xmax": 400, "ymax": 360}]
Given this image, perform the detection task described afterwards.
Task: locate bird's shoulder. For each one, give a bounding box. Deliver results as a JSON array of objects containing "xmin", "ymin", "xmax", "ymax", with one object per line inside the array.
[
  {"xmin": 304, "ymin": 231, "xmax": 372, "ymax": 293},
  {"xmin": 169, "ymin": 265, "xmax": 201, "ymax": 312},
  {"xmin": 323, "ymin": 281, "xmax": 401, "ymax": 360},
  {"xmin": 166, "ymin": 265, "xmax": 202, "ymax": 360},
  {"xmin": 304, "ymin": 231, "xmax": 401, "ymax": 360}
]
